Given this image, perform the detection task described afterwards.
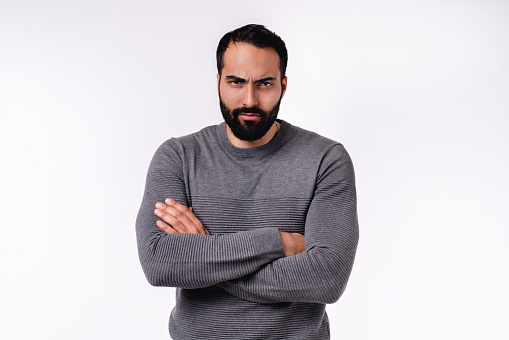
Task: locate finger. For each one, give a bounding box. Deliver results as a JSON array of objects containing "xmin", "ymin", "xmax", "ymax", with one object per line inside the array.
[
  {"xmin": 155, "ymin": 200, "xmax": 210, "ymax": 235},
  {"xmin": 154, "ymin": 207, "xmax": 190, "ymax": 233},
  {"xmin": 156, "ymin": 219, "xmax": 178, "ymax": 234},
  {"xmin": 156, "ymin": 203, "xmax": 197, "ymax": 233},
  {"xmin": 164, "ymin": 198, "xmax": 201, "ymax": 224},
  {"xmin": 165, "ymin": 198, "xmax": 210, "ymax": 235}
]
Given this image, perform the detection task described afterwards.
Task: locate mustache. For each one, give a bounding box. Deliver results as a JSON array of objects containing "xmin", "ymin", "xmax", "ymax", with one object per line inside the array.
[{"xmin": 232, "ymin": 106, "xmax": 267, "ymax": 116}]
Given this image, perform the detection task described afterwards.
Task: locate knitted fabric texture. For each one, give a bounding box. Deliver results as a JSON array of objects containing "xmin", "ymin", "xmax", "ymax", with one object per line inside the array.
[{"xmin": 136, "ymin": 120, "xmax": 359, "ymax": 339}]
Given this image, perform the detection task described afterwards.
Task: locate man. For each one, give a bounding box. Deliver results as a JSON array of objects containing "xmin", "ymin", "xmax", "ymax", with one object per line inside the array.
[{"xmin": 136, "ymin": 24, "xmax": 358, "ymax": 339}]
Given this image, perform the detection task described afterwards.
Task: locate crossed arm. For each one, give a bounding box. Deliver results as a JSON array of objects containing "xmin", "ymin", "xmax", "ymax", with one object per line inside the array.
[
  {"xmin": 154, "ymin": 198, "xmax": 305, "ymax": 257},
  {"xmin": 153, "ymin": 185, "xmax": 357, "ymax": 304},
  {"xmin": 137, "ymin": 141, "xmax": 358, "ymax": 303},
  {"xmin": 138, "ymin": 142, "xmax": 359, "ymax": 304},
  {"xmin": 136, "ymin": 142, "xmax": 293, "ymax": 289}
]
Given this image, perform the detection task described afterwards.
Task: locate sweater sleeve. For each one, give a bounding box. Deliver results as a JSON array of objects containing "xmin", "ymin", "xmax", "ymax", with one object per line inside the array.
[
  {"xmin": 216, "ymin": 144, "xmax": 359, "ymax": 304},
  {"xmin": 136, "ymin": 140, "xmax": 285, "ymax": 289}
]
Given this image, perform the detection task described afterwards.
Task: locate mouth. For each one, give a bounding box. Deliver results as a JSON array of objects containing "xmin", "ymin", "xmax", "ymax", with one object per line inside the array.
[{"xmin": 238, "ymin": 113, "xmax": 261, "ymax": 121}]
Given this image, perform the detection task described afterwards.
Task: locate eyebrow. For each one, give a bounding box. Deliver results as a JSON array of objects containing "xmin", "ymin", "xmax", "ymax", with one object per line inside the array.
[
  {"xmin": 225, "ymin": 75, "xmax": 277, "ymax": 83},
  {"xmin": 255, "ymin": 77, "xmax": 277, "ymax": 84}
]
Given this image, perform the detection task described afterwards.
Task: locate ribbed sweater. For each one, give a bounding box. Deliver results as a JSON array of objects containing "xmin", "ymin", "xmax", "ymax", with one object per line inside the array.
[{"xmin": 136, "ymin": 120, "xmax": 359, "ymax": 339}]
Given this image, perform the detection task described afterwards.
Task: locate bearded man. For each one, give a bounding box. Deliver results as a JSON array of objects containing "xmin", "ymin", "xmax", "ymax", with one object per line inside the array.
[{"xmin": 136, "ymin": 24, "xmax": 359, "ymax": 340}]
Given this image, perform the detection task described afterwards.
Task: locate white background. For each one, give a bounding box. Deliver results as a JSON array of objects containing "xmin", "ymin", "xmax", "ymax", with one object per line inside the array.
[{"xmin": 1, "ymin": 0, "xmax": 508, "ymax": 339}]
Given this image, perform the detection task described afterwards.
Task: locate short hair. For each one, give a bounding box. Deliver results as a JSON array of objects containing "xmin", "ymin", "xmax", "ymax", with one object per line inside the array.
[{"xmin": 216, "ymin": 24, "xmax": 288, "ymax": 78}]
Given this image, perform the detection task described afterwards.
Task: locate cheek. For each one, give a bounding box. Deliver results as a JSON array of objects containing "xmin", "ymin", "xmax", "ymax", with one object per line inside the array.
[
  {"xmin": 260, "ymin": 91, "xmax": 282, "ymax": 108},
  {"xmin": 219, "ymin": 85, "xmax": 239, "ymax": 105}
]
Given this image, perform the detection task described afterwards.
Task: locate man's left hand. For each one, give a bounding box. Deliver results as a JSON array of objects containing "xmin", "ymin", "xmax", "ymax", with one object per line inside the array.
[{"xmin": 154, "ymin": 198, "xmax": 210, "ymax": 235}]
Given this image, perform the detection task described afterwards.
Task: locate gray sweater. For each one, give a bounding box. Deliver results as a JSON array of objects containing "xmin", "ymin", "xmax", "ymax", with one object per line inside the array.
[{"xmin": 136, "ymin": 120, "xmax": 359, "ymax": 339}]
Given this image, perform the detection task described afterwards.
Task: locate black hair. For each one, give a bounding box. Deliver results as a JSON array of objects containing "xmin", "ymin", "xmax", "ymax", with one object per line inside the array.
[{"xmin": 216, "ymin": 24, "xmax": 288, "ymax": 77}]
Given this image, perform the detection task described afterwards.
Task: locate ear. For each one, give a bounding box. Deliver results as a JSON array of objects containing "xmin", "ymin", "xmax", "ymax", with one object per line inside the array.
[
  {"xmin": 281, "ymin": 76, "xmax": 288, "ymax": 99},
  {"xmin": 217, "ymin": 73, "xmax": 220, "ymax": 88}
]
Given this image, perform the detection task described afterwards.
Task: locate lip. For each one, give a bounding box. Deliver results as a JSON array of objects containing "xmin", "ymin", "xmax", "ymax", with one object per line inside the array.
[{"xmin": 238, "ymin": 113, "xmax": 260, "ymax": 121}]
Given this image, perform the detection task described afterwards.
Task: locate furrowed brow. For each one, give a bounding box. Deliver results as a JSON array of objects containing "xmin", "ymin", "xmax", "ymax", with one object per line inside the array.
[
  {"xmin": 255, "ymin": 77, "xmax": 277, "ymax": 84},
  {"xmin": 225, "ymin": 75, "xmax": 246, "ymax": 83}
]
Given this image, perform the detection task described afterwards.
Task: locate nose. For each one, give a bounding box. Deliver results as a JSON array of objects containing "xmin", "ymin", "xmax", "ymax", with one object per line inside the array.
[{"xmin": 242, "ymin": 84, "xmax": 258, "ymax": 108}]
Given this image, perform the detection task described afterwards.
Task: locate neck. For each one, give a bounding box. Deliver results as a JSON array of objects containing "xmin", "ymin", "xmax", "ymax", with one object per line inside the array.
[{"xmin": 226, "ymin": 122, "xmax": 279, "ymax": 148}]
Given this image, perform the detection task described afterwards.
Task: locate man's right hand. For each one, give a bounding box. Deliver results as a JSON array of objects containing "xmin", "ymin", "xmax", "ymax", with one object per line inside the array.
[{"xmin": 279, "ymin": 231, "xmax": 305, "ymax": 256}]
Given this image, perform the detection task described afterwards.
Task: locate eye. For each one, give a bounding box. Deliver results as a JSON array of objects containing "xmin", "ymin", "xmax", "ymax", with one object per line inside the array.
[
  {"xmin": 229, "ymin": 80, "xmax": 242, "ymax": 86},
  {"xmin": 260, "ymin": 81, "xmax": 272, "ymax": 87}
]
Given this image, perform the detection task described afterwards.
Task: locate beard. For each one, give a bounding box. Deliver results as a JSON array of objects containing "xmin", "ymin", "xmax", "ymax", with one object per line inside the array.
[{"xmin": 219, "ymin": 93, "xmax": 282, "ymax": 142}]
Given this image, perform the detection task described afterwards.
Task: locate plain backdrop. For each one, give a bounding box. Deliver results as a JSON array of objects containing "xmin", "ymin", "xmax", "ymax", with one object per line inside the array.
[{"xmin": 1, "ymin": 0, "xmax": 508, "ymax": 339}]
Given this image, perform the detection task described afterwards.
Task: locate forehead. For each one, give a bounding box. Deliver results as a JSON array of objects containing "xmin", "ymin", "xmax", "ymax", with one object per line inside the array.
[{"xmin": 222, "ymin": 42, "xmax": 281, "ymax": 79}]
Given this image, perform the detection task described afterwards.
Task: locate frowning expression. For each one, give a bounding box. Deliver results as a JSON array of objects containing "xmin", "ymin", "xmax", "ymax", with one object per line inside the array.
[{"xmin": 218, "ymin": 42, "xmax": 287, "ymax": 141}]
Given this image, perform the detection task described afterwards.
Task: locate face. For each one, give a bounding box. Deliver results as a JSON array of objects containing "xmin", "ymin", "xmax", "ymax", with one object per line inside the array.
[{"xmin": 218, "ymin": 42, "xmax": 287, "ymax": 142}]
